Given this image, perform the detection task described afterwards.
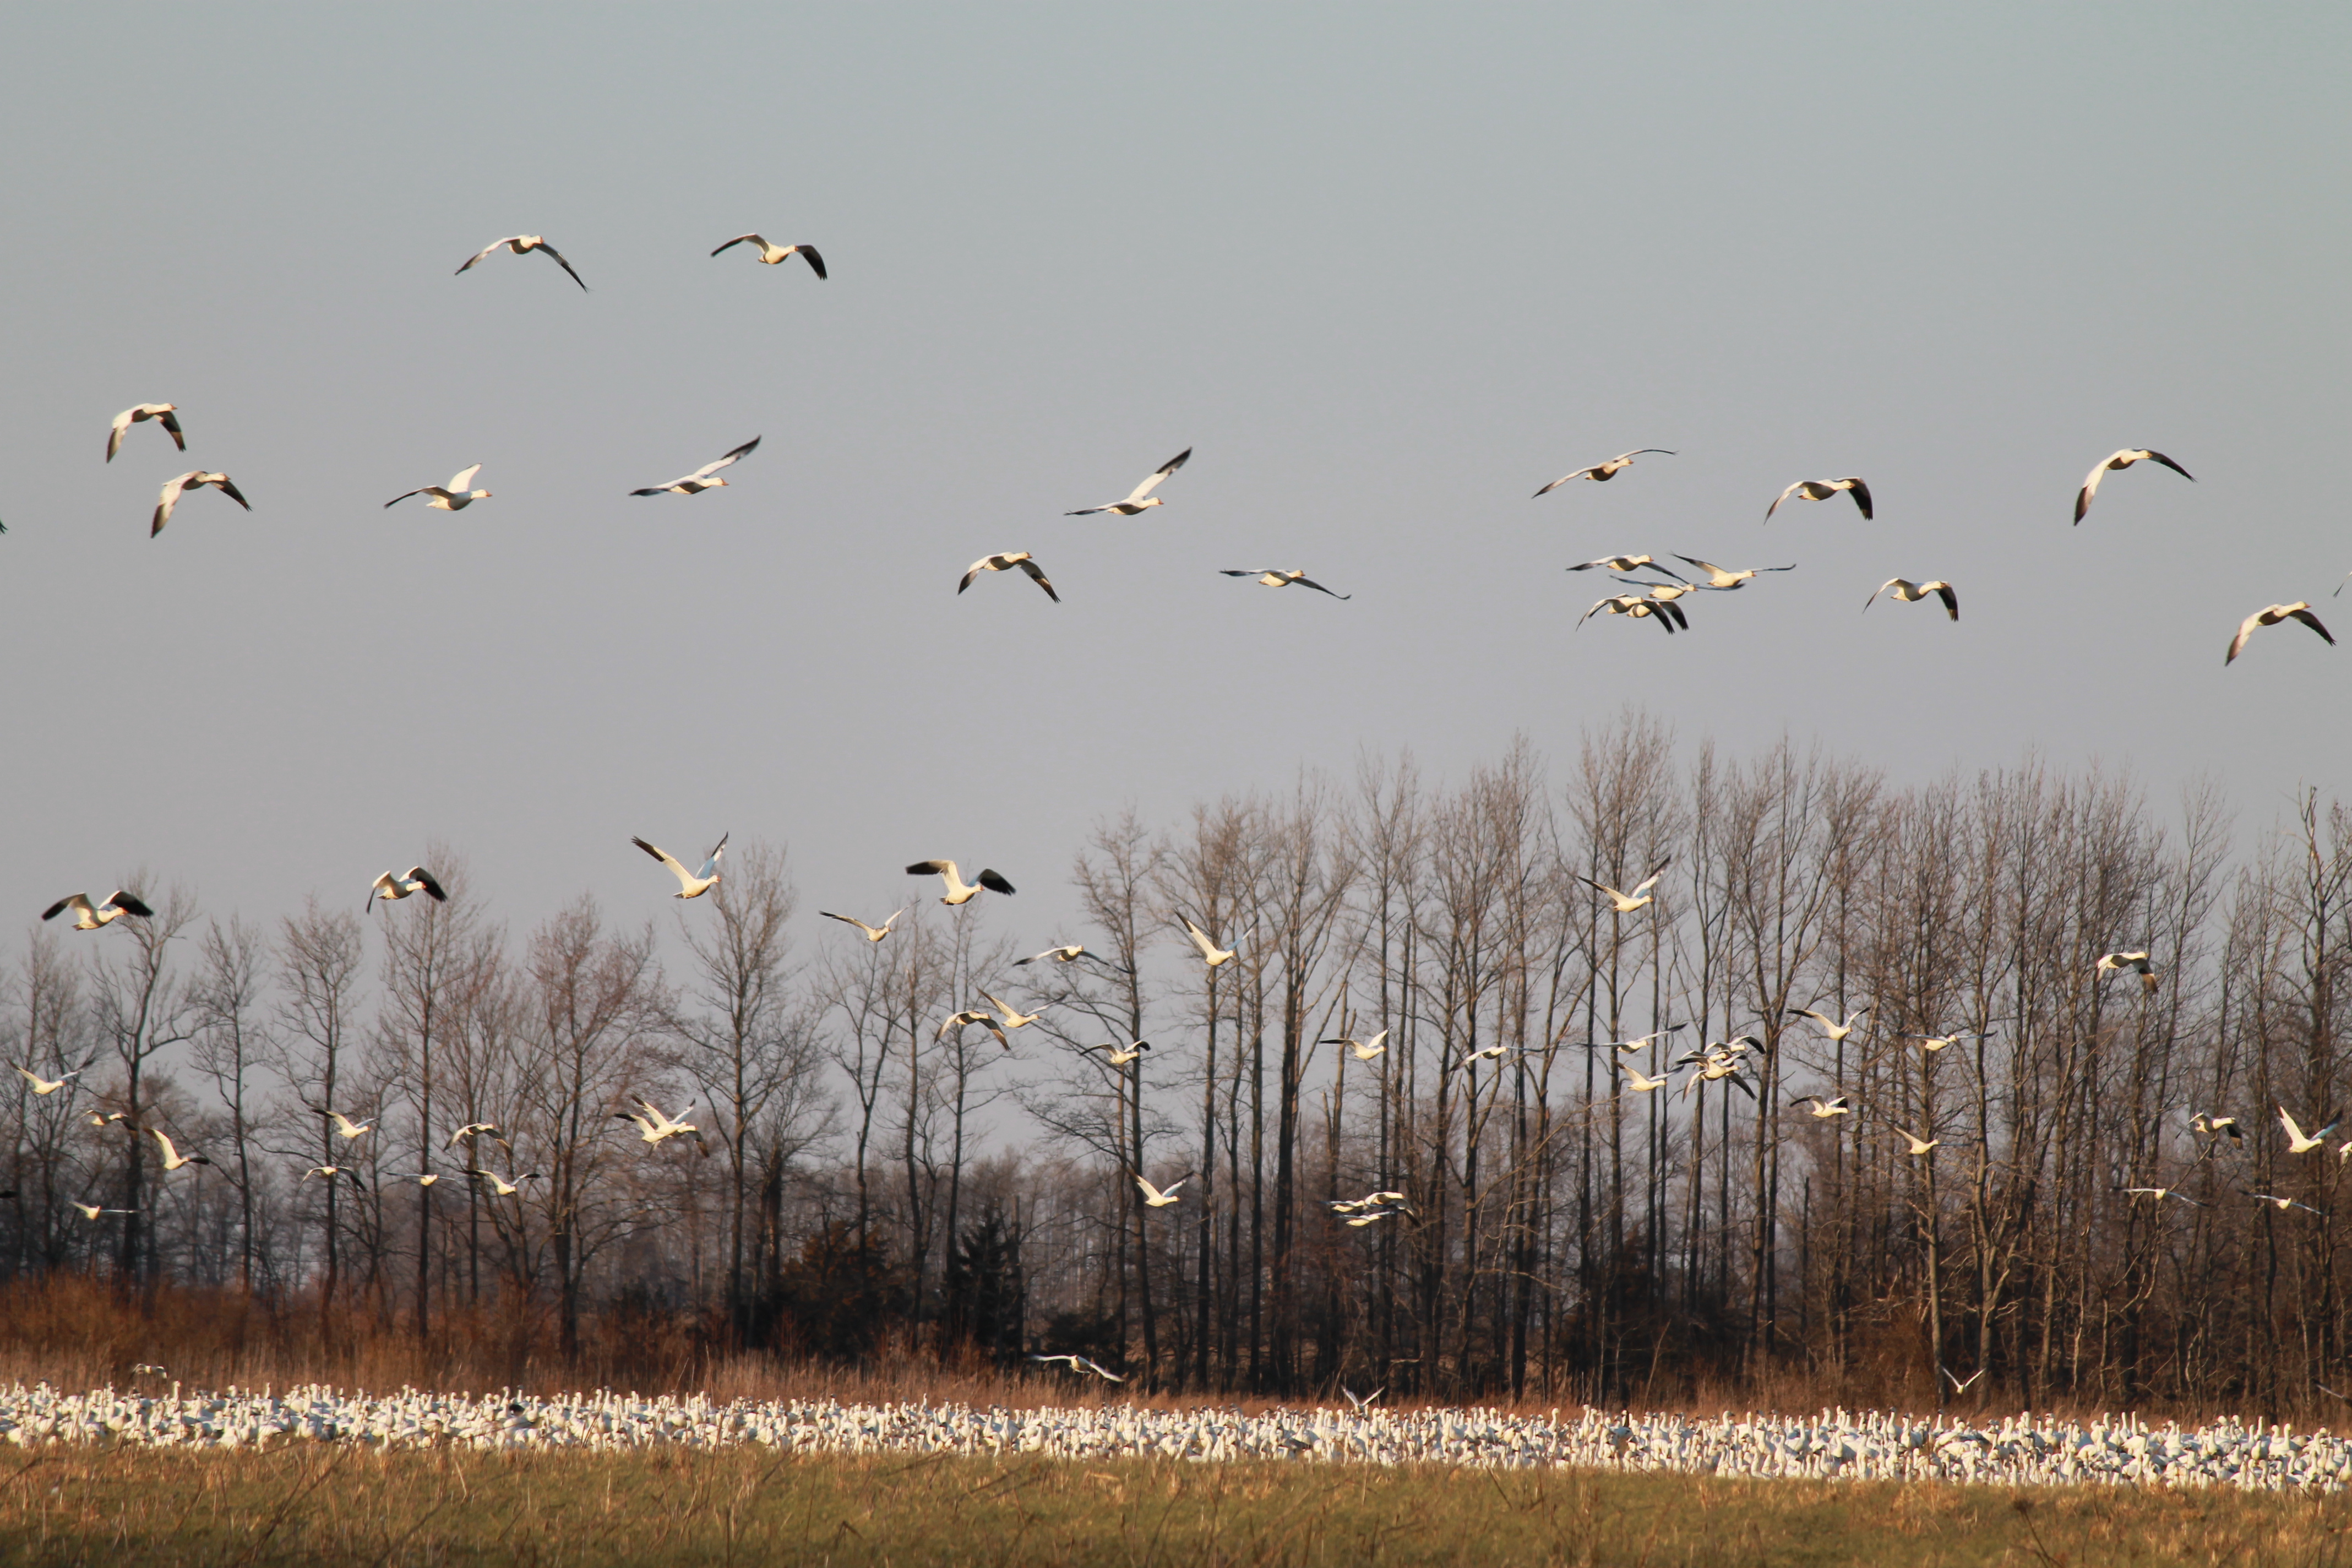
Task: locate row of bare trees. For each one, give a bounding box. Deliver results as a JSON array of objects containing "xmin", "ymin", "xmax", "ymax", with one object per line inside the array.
[{"xmin": 7, "ymin": 726, "xmax": 2352, "ymax": 1410}]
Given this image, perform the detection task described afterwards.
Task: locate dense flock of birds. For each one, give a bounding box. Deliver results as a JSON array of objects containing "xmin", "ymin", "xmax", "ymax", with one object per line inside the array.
[{"xmin": 6, "ymin": 1382, "xmax": 2352, "ymax": 1491}]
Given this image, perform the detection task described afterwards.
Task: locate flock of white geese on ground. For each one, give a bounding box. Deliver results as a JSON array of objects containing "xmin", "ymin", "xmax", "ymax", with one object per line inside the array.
[
  {"xmin": 50, "ymin": 231, "xmax": 2339, "ymax": 660},
  {"xmin": 7, "ymin": 1382, "xmax": 2352, "ymax": 1490}
]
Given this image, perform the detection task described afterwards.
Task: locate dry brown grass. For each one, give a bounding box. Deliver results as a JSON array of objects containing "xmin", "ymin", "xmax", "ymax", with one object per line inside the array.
[{"xmin": 2, "ymin": 1445, "xmax": 2350, "ymax": 1566}]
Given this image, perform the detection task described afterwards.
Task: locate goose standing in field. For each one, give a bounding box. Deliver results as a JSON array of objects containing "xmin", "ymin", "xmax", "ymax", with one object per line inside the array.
[
  {"xmin": 15, "ymin": 1062, "xmax": 92, "ymax": 1096},
  {"xmin": 632, "ymin": 832, "xmax": 727, "ymax": 899},
  {"xmin": 1221, "ymin": 569, "xmax": 1351, "ymax": 600},
  {"xmin": 323, "ymin": 1110, "xmax": 375, "ymax": 1141},
  {"xmin": 467, "ymin": 1169, "xmax": 540, "ymax": 1197},
  {"xmin": 151, "ymin": 1129, "xmax": 210, "ymax": 1172},
  {"xmin": 2095, "ymin": 950, "xmax": 2159, "ymax": 993},
  {"xmin": 1577, "ymin": 593, "xmax": 1684, "ymax": 631},
  {"xmin": 1030, "ymin": 1353, "xmax": 1125, "ymax": 1381},
  {"xmin": 630, "ymin": 437, "xmax": 759, "ymax": 496},
  {"xmin": 821, "ymin": 908, "xmax": 907, "ymax": 943},
  {"xmin": 1567, "ymin": 554, "xmax": 1686, "ymax": 579},
  {"xmin": 2225, "ymin": 603, "xmax": 2333, "ymax": 665},
  {"xmin": 907, "ymin": 860, "xmax": 1015, "ymax": 905},
  {"xmin": 1864, "ymin": 578, "xmax": 1958, "ymax": 620},
  {"xmin": 2279, "ymin": 1108, "xmax": 2340, "ymax": 1155},
  {"xmin": 938, "ymin": 1010, "xmax": 1011, "ymax": 1049},
  {"xmin": 1788, "ymin": 1005, "xmax": 1870, "ymax": 1044},
  {"xmin": 151, "ymin": 471, "xmax": 248, "ymax": 537},
  {"xmin": 1766, "ymin": 476, "xmax": 1872, "ymax": 521},
  {"xmin": 455, "ymin": 235, "xmax": 586, "ymax": 290},
  {"xmin": 368, "ymin": 867, "xmax": 449, "ymax": 912},
  {"xmin": 1134, "ymin": 1173, "xmax": 1188, "ymax": 1208},
  {"xmin": 709, "ymin": 235, "xmax": 826, "ymax": 277},
  {"xmin": 1180, "ymin": 917, "xmax": 1238, "ymax": 968},
  {"xmin": 1892, "ymin": 1126, "xmax": 1940, "ymax": 1157},
  {"xmin": 1578, "ymin": 863, "xmax": 1670, "ymax": 914},
  {"xmin": 384, "ymin": 464, "xmax": 491, "ymax": 511},
  {"xmin": 959, "ymin": 552, "xmax": 1060, "ymax": 601},
  {"xmin": 1089, "ymin": 1041, "xmax": 1151, "ymax": 1066},
  {"xmin": 2075, "ymin": 448, "xmax": 2192, "ymax": 524},
  {"xmin": 1673, "ymin": 556, "xmax": 1796, "ymax": 590},
  {"xmin": 106, "ymin": 404, "xmax": 183, "ymax": 462},
  {"xmin": 1792, "ymin": 1095, "xmax": 1853, "ymax": 1119},
  {"xmin": 1067, "ymin": 448, "xmax": 1191, "ymax": 515},
  {"xmin": 1533, "ymin": 449, "xmax": 1674, "ymax": 496},
  {"xmin": 2123, "ymin": 1185, "xmax": 2204, "ymax": 1206},
  {"xmin": 41, "ymin": 891, "xmax": 154, "ymax": 930},
  {"xmin": 71, "ymin": 1202, "xmax": 136, "ymax": 1221},
  {"xmin": 615, "ymin": 1098, "xmax": 701, "ymax": 1148},
  {"xmin": 1319, "ymin": 1030, "xmax": 1390, "ymax": 1062}
]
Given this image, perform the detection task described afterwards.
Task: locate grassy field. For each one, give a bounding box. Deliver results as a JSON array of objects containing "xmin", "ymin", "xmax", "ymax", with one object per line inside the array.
[{"xmin": 2, "ymin": 1446, "xmax": 2350, "ymax": 1566}]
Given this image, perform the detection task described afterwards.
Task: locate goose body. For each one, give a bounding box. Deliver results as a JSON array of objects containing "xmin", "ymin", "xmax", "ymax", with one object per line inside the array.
[
  {"xmin": 106, "ymin": 404, "xmax": 183, "ymax": 462},
  {"xmin": 1068, "ymin": 448, "xmax": 1190, "ymax": 515},
  {"xmin": 1766, "ymin": 476, "xmax": 1872, "ymax": 521},
  {"xmin": 40, "ymin": 891, "xmax": 154, "ymax": 930},
  {"xmin": 1864, "ymin": 578, "xmax": 1958, "ymax": 620},
  {"xmin": 959, "ymin": 552, "xmax": 1059, "ymax": 600},
  {"xmin": 1181, "ymin": 917, "xmax": 1237, "ymax": 968},
  {"xmin": 1534, "ymin": 449, "xmax": 1674, "ymax": 496},
  {"xmin": 2226, "ymin": 603, "xmax": 2333, "ymax": 665},
  {"xmin": 2075, "ymin": 448, "xmax": 2192, "ymax": 524},
  {"xmin": 820, "ymin": 908, "xmax": 906, "ymax": 942},
  {"xmin": 633, "ymin": 832, "xmax": 727, "ymax": 898},
  {"xmin": 1579, "ymin": 863, "xmax": 1669, "ymax": 914},
  {"xmin": 151, "ymin": 471, "xmax": 248, "ymax": 537},
  {"xmin": 631, "ymin": 438, "xmax": 759, "ymax": 496},
  {"xmin": 907, "ymin": 860, "xmax": 1014, "ymax": 905},
  {"xmin": 455, "ymin": 235, "xmax": 586, "ymax": 290},
  {"xmin": 1221, "ymin": 568, "xmax": 1349, "ymax": 599},
  {"xmin": 710, "ymin": 235, "xmax": 826, "ymax": 276},
  {"xmin": 368, "ymin": 867, "xmax": 449, "ymax": 912},
  {"xmin": 385, "ymin": 465, "xmax": 491, "ymax": 511}
]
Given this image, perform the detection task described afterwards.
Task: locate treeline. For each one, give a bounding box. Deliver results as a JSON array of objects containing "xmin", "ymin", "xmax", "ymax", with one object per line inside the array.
[{"xmin": 5, "ymin": 724, "xmax": 2351, "ymax": 1412}]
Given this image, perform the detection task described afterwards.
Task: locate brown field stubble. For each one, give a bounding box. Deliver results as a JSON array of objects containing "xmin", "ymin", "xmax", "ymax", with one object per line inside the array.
[{"xmin": 2, "ymin": 1447, "xmax": 2351, "ymax": 1567}]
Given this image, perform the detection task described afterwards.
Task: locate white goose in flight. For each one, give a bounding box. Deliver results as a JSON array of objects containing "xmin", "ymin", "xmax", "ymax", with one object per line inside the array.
[
  {"xmin": 323, "ymin": 1110, "xmax": 375, "ymax": 1141},
  {"xmin": 1221, "ymin": 569, "xmax": 1350, "ymax": 600},
  {"xmin": 41, "ymin": 891, "xmax": 154, "ymax": 930},
  {"xmin": 2225, "ymin": 602, "xmax": 2333, "ymax": 666},
  {"xmin": 907, "ymin": 861, "xmax": 1015, "ymax": 905},
  {"xmin": 1766, "ymin": 476, "xmax": 1872, "ymax": 521},
  {"xmin": 709, "ymin": 235, "xmax": 826, "ymax": 276},
  {"xmin": 2250, "ymin": 1192, "xmax": 2324, "ymax": 1216},
  {"xmin": 1319, "ymin": 1030, "xmax": 1389, "ymax": 1062},
  {"xmin": 1577, "ymin": 594, "xmax": 1683, "ymax": 631},
  {"xmin": 1532, "ymin": 449, "xmax": 1674, "ymax": 496},
  {"xmin": 2280, "ymin": 1107, "xmax": 2340, "ymax": 1156},
  {"xmin": 2122, "ymin": 1185, "xmax": 2203, "ymax": 1206},
  {"xmin": 152, "ymin": 1129, "xmax": 210, "ymax": 1172},
  {"xmin": 1787, "ymin": 1006, "xmax": 1869, "ymax": 1043},
  {"xmin": 1090, "ymin": 1041, "xmax": 1151, "ymax": 1066},
  {"xmin": 1892, "ymin": 1126, "xmax": 1939, "ymax": 1157},
  {"xmin": 1791, "ymin": 1095, "xmax": 1852, "ymax": 1119},
  {"xmin": 2095, "ymin": 950, "xmax": 2159, "ymax": 993},
  {"xmin": 1618, "ymin": 1063, "xmax": 1673, "ymax": 1093},
  {"xmin": 15, "ymin": 1062, "xmax": 91, "ymax": 1096},
  {"xmin": 151, "ymin": 471, "xmax": 248, "ymax": 537},
  {"xmin": 938, "ymin": 1010, "xmax": 1010, "ymax": 1049},
  {"xmin": 978, "ymin": 992, "xmax": 1043, "ymax": 1031},
  {"xmin": 615, "ymin": 1098, "xmax": 700, "ymax": 1147},
  {"xmin": 820, "ymin": 907, "xmax": 906, "ymax": 942},
  {"xmin": 468, "ymin": 1169, "xmax": 541, "ymax": 1197},
  {"xmin": 385, "ymin": 465, "xmax": 491, "ymax": 511},
  {"xmin": 631, "ymin": 438, "xmax": 759, "ymax": 496},
  {"xmin": 1014, "ymin": 944, "xmax": 1087, "ymax": 966},
  {"xmin": 455, "ymin": 235, "xmax": 586, "ymax": 290},
  {"xmin": 1864, "ymin": 578, "xmax": 1958, "ymax": 621},
  {"xmin": 1067, "ymin": 448, "xmax": 1191, "ymax": 515},
  {"xmin": 1180, "ymin": 917, "xmax": 1238, "ymax": 968},
  {"xmin": 106, "ymin": 404, "xmax": 183, "ymax": 462},
  {"xmin": 960, "ymin": 552, "xmax": 1059, "ymax": 601},
  {"xmin": 1673, "ymin": 556, "xmax": 1795, "ymax": 590},
  {"xmin": 1030, "ymin": 1353, "xmax": 1124, "ymax": 1381},
  {"xmin": 1134, "ymin": 1174, "xmax": 1188, "ymax": 1208},
  {"xmin": 72, "ymin": 1202, "xmax": 137, "ymax": 1221},
  {"xmin": 632, "ymin": 832, "xmax": 727, "ymax": 899},
  {"xmin": 368, "ymin": 867, "xmax": 449, "ymax": 912},
  {"xmin": 1567, "ymin": 554, "xmax": 1685, "ymax": 579},
  {"xmin": 2074, "ymin": 448, "xmax": 2192, "ymax": 524},
  {"xmin": 1578, "ymin": 863, "xmax": 1669, "ymax": 914}
]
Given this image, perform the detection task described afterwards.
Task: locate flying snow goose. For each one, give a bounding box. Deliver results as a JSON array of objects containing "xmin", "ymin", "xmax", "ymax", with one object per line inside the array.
[
  {"xmin": 2280, "ymin": 1107, "xmax": 2340, "ymax": 1155},
  {"xmin": 1788, "ymin": 1006, "xmax": 1869, "ymax": 1043},
  {"xmin": 938, "ymin": 1010, "xmax": 1010, "ymax": 1049},
  {"xmin": 1892, "ymin": 1126, "xmax": 1940, "ymax": 1156},
  {"xmin": 1611, "ymin": 578, "xmax": 1700, "ymax": 606},
  {"xmin": 630, "ymin": 438, "xmax": 759, "ymax": 496},
  {"xmin": 1577, "ymin": 593, "xmax": 1684, "ymax": 631},
  {"xmin": 2095, "ymin": 950, "xmax": 2159, "ymax": 993},
  {"xmin": 1902, "ymin": 1028, "xmax": 1994, "ymax": 1052},
  {"xmin": 1673, "ymin": 556, "xmax": 1796, "ymax": 590},
  {"xmin": 385, "ymin": 465, "xmax": 491, "ymax": 511},
  {"xmin": 1864, "ymin": 578, "xmax": 1958, "ymax": 620},
  {"xmin": 86, "ymin": 1112, "xmax": 129, "ymax": 1128},
  {"xmin": 1942, "ymin": 1366, "xmax": 1986, "ymax": 1394},
  {"xmin": 1067, "ymin": 448, "xmax": 1191, "ymax": 515},
  {"xmin": 151, "ymin": 471, "xmax": 248, "ymax": 537},
  {"xmin": 709, "ymin": 235, "xmax": 826, "ymax": 276},
  {"xmin": 72, "ymin": 1201, "xmax": 135, "ymax": 1220},
  {"xmin": 907, "ymin": 861, "xmax": 1015, "ymax": 905},
  {"xmin": 1014, "ymin": 944, "xmax": 1086, "ymax": 966},
  {"xmin": 1319, "ymin": 1030, "xmax": 1390, "ymax": 1062},
  {"xmin": 1221, "ymin": 568, "xmax": 1350, "ymax": 600},
  {"xmin": 1457, "ymin": 1043, "xmax": 1512, "ymax": 1071},
  {"xmin": 1589, "ymin": 1024, "xmax": 1689, "ymax": 1054},
  {"xmin": 1089, "ymin": 1041, "xmax": 1151, "ymax": 1066},
  {"xmin": 323, "ymin": 1110, "xmax": 375, "ymax": 1140},
  {"xmin": 40, "ymin": 891, "xmax": 154, "ymax": 930},
  {"xmin": 106, "ymin": 404, "xmax": 182, "ymax": 462},
  {"xmin": 2225, "ymin": 603, "xmax": 2333, "ymax": 666},
  {"xmin": 821, "ymin": 908, "xmax": 907, "ymax": 942},
  {"xmin": 15, "ymin": 1062, "xmax": 91, "ymax": 1096},
  {"xmin": 301, "ymin": 1165, "xmax": 364, "ymax": 1186},
  {"xmin": 1578, "ymin": 863, "xmax": 1669, "ymax": 914},
  {"xmin": 2250, "ymin": 1191, "xmax": 2324, "ymax": 1216},
  {"xmin": 1617, "ymin": 1063, "xmax": 1673, "ymax": 1093},
  {"xmin": 1567, "ymin": 554, "xmax": 1686, "ymax": 579},
  {"xmin": 632, "ymin": 832, "xmax": 727, "ymax": 899},
  {"xmin": 384, "ymin": 1172, "xmax": 440, "ymax": 1186},
  {"xmin": 1533, "ymin": 449, "xmax": 1674, "ymax": 496},
  {"xmin": 978, "ymin": 992, "xmax": 1043, "ymax": 1030},
  {"xmin": 1331, "ymin": 1191, "xmax": 1407, "ymax": 1215},
  {"xmin": 1134, "ymin": 1173, "xmax": 1188, "ymax": 1208},
  {"xmin": 2191, "ymin": 1112, "xmax": 2244, "ymax": 1148},
  {"xmin": 1030, "ymin": 1353, "xmax": 1124, "ymax": 1381},
  {"xmin": 2074, "ymin": 448, "xmax": 2192, "ymax": 524},
  {"xmin": 1342, "ymin": 1386, "xmax": 1385, "ymax": 1412},
  {"xmin": 1180, "ymin": 917, "xmax": 1237, "ymax": 968},
  {"xmin": 614, "ymin": 1098, "xmax": 700, "ymax": 1147},
  {"xmin": 455, "ymin": 235, "xmax": 586, "ymax": 290},
  {"xmin": 1344, "ymin": 1206, "xmax": 1407, "ymax": 1227},
  {"xmin": 959, "ymin": 552, "xmax": 1059, "ymax": 601},
  {"xmin": 2123, "ymin": 1185, "xmax": 2203, "ymax": 1206},
  {"xmin": 151, "ymin": 1129, "xmax": 210, "ymax": 1172},
  {"xmin": 1791, "ymin": 1095, "xmax": 1853, "ymax": 1119},
  {"xmin": 446, "ymin": 1122, "xmax": 504, "ymax": 1148},
  {"xmin": 368, "ymin": 867, "xmax": 449, "ymax": 912},
  {"xmin": 1766, "ymin": 476, "xmax": 1872, "ymax": 521},
  {"xmin": 467, "ymin": 1169, "xmax": 540, "ymax": 1197}
]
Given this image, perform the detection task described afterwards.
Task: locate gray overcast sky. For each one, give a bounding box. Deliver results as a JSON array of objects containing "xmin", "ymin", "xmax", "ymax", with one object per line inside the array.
[{"xmin": 3, "ymin": 4, "xmax": 2347, "ymax": 953}]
